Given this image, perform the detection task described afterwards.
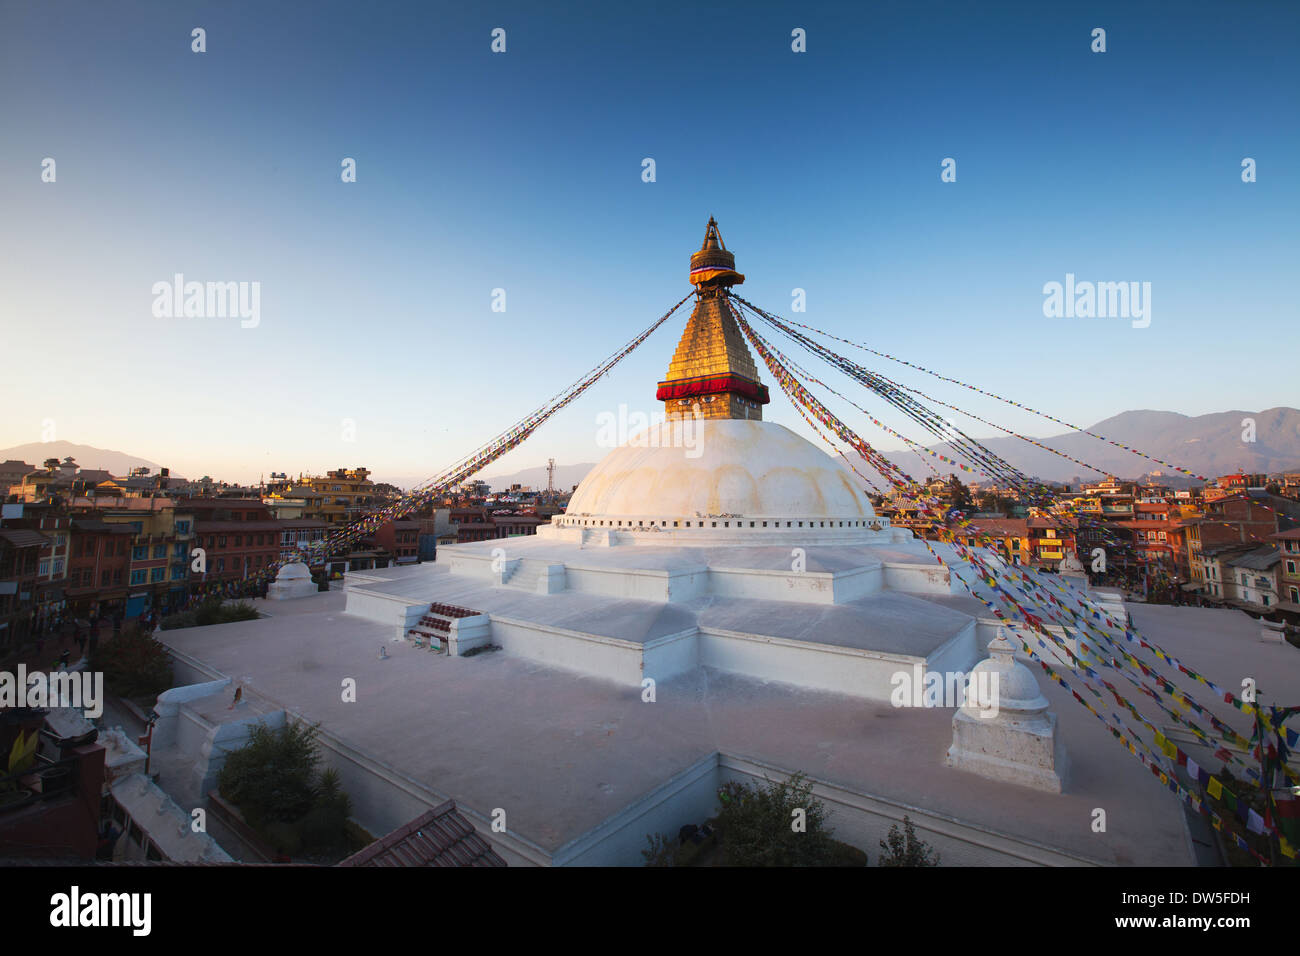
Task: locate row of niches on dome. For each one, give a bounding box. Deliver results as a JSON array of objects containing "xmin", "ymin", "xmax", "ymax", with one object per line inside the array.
[{"xmin": 553, "ymin": 515, "xmax": 889, "ymax": 531}]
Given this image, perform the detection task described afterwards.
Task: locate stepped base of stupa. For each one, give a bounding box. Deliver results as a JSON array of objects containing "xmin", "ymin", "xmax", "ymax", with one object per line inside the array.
[{"xmin": 341, "ymin": 534, "xmax": 995, "ymax": 702}]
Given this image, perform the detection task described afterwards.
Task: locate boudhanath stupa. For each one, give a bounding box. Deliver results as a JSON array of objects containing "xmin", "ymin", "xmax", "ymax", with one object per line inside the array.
[
  {"xmin": 349, "ymin": 217, "xmax": 982, "ymax": 702},
  {"xmin": 157, "ymin": 221, "xmax": 1293, "ymax": 866}
]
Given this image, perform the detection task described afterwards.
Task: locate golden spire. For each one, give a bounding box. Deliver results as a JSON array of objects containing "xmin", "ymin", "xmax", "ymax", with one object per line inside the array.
[{"xmin": 656, "ymin": 219, "xmax": 768, "ymax": 422}]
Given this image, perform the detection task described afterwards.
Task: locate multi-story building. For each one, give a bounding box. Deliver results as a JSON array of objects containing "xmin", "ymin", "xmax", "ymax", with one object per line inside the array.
[
  {"xmin": 186, "ymin": 499, "xmax": 282, "ymax": 588},
  {"xmin": 0, "ymin": 524, "xmax": 48, "ymax": 648},
  {"xmin": 372, "ymin": 520, "xmax": 421, "ymax": 565},
  {"xmin": 1184, "ymin": 493, "xmax": 1296, "ymax": 596},
  {"xmin": 1027, "ymin": 515, "xmax": 1078, "ymax": 571},
  {"xmin": 492, "ymin": 513, "xmax": 544, "ymax": 538},
  {"xmin": 67, "ymin": 519, "xmax": 134, "ymax": 617},
  {"xmin": 1224, "ymin": 546, "xmax": 1280, "ymax": 611},
  {"xmin": 77, "ymin": 496, "xmax": 180, "ymax": 616},
  {"xmin": 957, "ymin": 517, "xmax": 1030, "ymax": 566},
  {"xmin": 1194, "ymin": 544, "xmax": 1255, "ymax": 601},
  {"xmin": 299, "ymin": 467, "xmax": 376, "ymax": 524},
  {"xmin": 33, "ymin": 514, "xmax": 72, "ymax": 610},
  {"xmin": 1272, "ymin": 527, "xmax": 1300, "ymax": 618},
  {"xmin": 0, "ymin": 459, "xmax": 34, "ymax": 492}
]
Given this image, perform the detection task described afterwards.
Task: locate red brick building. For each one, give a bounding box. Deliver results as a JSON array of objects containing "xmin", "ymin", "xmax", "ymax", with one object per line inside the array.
[
  {"xmin": 0, "ymin": 527, "xmax": 47, "ymax": 648},
  {"xmin": 187, "ymin": 499, "xmax": 282, "ymax": 586},
  {"xmin": 67, "ymin": 519, "xmax": 134, "ymax": 616},
  {"xmin": 372, "ymin": 520, "xmax": 421, "ymax": 565}
]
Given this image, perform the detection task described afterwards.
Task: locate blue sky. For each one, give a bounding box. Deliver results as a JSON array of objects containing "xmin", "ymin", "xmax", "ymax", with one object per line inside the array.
[{"xmin": 1, "ymin": 0, "xmax": 1296, "ymax": 485}]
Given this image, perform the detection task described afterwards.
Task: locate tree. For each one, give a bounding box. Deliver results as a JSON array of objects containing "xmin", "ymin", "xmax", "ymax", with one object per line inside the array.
[
  {"xmin": 218, "ymin": 720, "xmax": 322, "ymax": 825},
  {"xmin": 878, "ymin": 815, "xmax": 940, "ymax": 866},
  {"xmin": 714, "ymin": 772, "xmax": 838, "ymax": 866},
  {"xmin": 89, "ymin": 630, "xmax": 173, "ymax": 700},
  {"xmin": 947, "ymin": 474, "xmax": 973, "ymax": 510}
]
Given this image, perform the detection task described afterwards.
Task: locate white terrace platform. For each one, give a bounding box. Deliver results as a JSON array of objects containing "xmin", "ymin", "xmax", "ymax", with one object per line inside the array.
[
  {"xmin": 153, "ymin": 587, "xmax": 1299, "ymax": 866},
  {"xmin": 340, "ymin": 535, "xmax": 988, "ymax": 701}
]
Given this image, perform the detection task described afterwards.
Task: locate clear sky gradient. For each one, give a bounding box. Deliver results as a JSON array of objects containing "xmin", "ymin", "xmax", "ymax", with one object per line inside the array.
[{"xmin": 2, "ymin": 1, "xmax": 1296, "ymax": 485}]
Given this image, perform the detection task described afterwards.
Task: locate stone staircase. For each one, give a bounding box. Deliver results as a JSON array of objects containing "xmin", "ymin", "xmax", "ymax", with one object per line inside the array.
[
  {"xmin": 407, "ymin": 601, "xmax": 480, "ymax": 651},
  {"xmin": 501, "ymin": 557, "xmax": 566, "ymax": 594}
]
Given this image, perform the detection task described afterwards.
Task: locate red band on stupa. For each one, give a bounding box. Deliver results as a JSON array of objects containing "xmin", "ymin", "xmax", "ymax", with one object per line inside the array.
[{"xmin": 656, "ymin": 375, "xmax": 770, "ymax": 405}]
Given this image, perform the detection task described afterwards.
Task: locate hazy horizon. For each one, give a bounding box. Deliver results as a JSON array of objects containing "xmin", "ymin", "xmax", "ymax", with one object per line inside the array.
[{"xmin": 3, "ymin": 0, "xmax": 1296, "ymax": 486}]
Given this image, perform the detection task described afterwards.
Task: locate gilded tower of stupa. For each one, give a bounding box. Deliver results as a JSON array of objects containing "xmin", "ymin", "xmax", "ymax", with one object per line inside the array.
[{"xmin": 655, "ymin": 218, "xmax": 771, "ymax": 422}]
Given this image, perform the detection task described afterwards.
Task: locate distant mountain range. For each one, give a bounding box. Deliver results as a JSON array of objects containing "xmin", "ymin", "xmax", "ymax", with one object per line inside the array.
[
  {"xmin": 884, "ymin": 407, "xmax": 1300, "ymax": 484},
  {"xmin": 10, "ymin": 407, "xmax": 1297, "ymax": 493},
  {"xmin": 0, "ymin": 441, "xmax": 183, "ymax": 480}
]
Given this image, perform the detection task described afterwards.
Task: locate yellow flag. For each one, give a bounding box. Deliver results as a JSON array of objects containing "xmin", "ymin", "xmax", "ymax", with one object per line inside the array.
[{"xmin": 1207, "ymin": 777, "xmax": 1223, "ymax": 800}]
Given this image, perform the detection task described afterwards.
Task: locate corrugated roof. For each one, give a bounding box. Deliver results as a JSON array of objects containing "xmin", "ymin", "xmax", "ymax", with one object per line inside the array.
[
  {"xmin": 338, "ymin": 800, "xmax": 506, "ymax": 868},
  {"xmin": 0, "ymin": 528, "xmax": 50, "ymax": 548},
  {"xmin": 1227, "ymin": 546, "xmax": 1280, "ymax": 571}
]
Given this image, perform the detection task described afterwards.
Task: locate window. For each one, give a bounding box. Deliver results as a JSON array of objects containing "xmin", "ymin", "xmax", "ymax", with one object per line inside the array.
[
  {"xmin": 101, "ymin": 570, "xmax": 111, "ymax": 586},
  {"xmin": 39, "ymin": 559, "xmax": 49, "ymax": 576},
  {"xmin": 53, "ymin": 558, "xmax": 64, "ymax": 574},
  {"xmin": 150, "ymin": 568, "xmax": 164, "ymax": 583},
  {"xmin": 235, "ymin": 535, "xmax": 242, "ymax": 547},
  {"xmin": 130, "ymin": 569, "xmax": 147, "ymax": 585},
  {"xmin": 171, "ymin": 567, "xmax": 185, "ymax": 581},
  {"xmin": 175, "ymin": 520, "xmax": 191, "ymax": 535},
  {"xmin": 153, "ymin": 544, "xmax": 165, "ymax": 559},
  {"xmin": 217, "ymin": 558, "xmax": 225, "ymax": 572},
  {"xmin": 218, "ymin": 536, "xmax": 226, "ymax": 548},
  {"xmin": 1288, "ymin": 561, "xmax": 1296, "ymax": 575}
]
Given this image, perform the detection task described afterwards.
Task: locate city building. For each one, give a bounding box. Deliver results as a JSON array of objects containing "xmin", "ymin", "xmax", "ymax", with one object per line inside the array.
[
  {"xmin": 1224, "ymin": 546, "xmax": 1281, "ymax": 611},
  {"xmin": 298, "ymin": 467, "xmax": 376, "ymax": 523}
]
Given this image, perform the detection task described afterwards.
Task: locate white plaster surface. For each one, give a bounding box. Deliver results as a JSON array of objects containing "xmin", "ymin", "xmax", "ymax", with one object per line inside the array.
[{"xmin": 150, "ymin": 587, "xmax": 1297, "ymax": 866}]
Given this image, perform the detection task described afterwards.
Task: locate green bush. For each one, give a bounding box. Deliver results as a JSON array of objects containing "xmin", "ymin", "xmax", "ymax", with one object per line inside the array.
[
  {"xmin": 217, "ymin": 722, "xmax": 357, "ymax": 856},
  {"xmin": 878, "ymin": 815, "xmax": 940, "ymax": 866},
  {"xmin": 162, "ymin": 598, "xmax": 260, "ymax": 631},
  {"xmin": 218, "ymin": 721, "xmax": 321, "ymax": 826},
  {"xmin": 714, "ymin": 772, "xmax": 840, "ymax": 866},
  {"xmin": 88, "ymin": 630, "xmax": 173, "ymax": 700}
]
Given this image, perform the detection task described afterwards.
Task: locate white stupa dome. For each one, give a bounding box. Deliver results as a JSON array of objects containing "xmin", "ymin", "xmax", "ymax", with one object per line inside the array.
[
  {"xmin": 276, "ymin": 561, "xmax": 312, "ymax": 581},
  {"xmin": 550, "ymin": 419, "xmax": 890, "ymax": 545},
  {"xmin": 540, "ymin": 219, "xmax": 898, "ymax": 548}
]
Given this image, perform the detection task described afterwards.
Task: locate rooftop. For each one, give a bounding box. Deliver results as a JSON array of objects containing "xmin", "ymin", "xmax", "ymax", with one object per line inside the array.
[
  {"xmin": 153, "ymin": 570, "xmax": 1295, "ymax": 866},
  {"xmin": 339, "ymin": 801, "xmax": 507, "ymax": 867}
]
